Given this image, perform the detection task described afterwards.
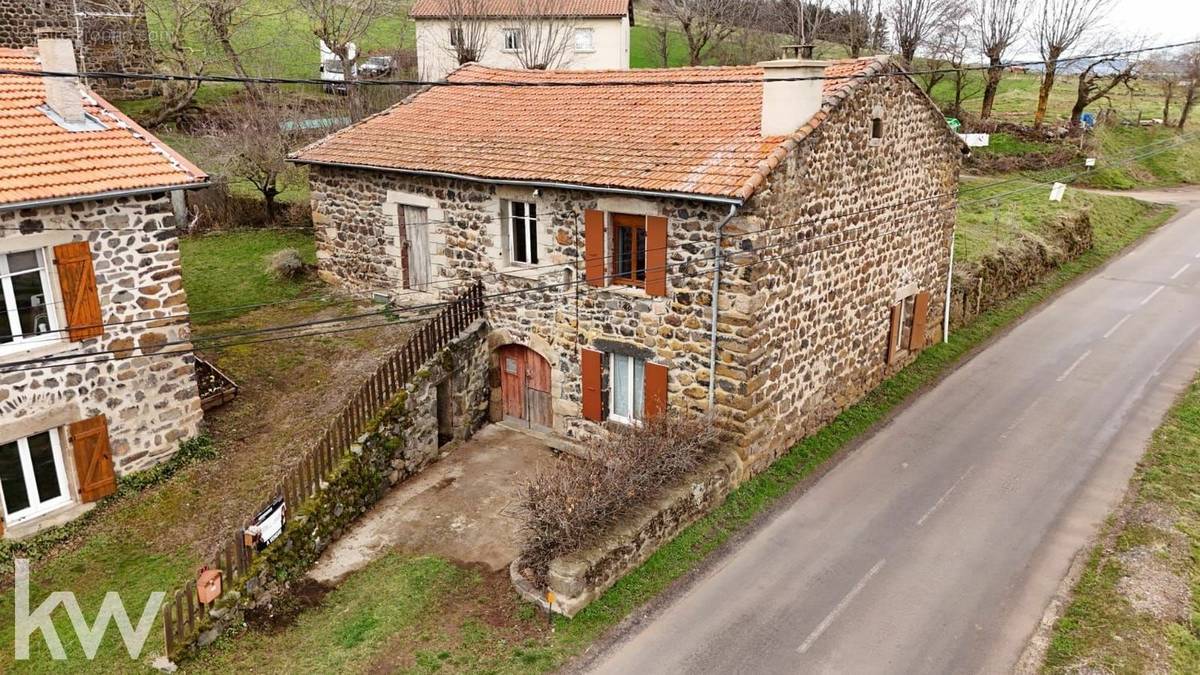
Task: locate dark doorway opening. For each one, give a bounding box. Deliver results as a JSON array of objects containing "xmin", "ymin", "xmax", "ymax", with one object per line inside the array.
[{"xmin": 436, "ymin": 377, "xmax": 454, "ymax": 447}]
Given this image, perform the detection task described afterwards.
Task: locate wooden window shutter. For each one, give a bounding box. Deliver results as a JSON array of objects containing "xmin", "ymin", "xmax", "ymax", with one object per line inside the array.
[
  {"xmin": 645, "ymin": 215, "xmax": 668, "ymax": 297},
  {"xmin": 581, "ymin": 349, "xmax": 604, "ymax": 421},
  {"xmin": 53, "ymin": 241, "xmax": 104, "ymax": 342},
  {"xmin": 584, "ymin": 209, "xmax": 606, "ymax": 287},
  {"xmin": 886, "ymin": 303, "xmax": 902, "ymax": 365},
  {"xmin": 644, "ymin": 361, "xmax": 669, "ymax": 419},
  {"xmin": 69, "ymin": 415, "xmax": 116, "ymax": 503},
  {"xmin": 909, "ymin": 291, "xmax": 931, "ymax": 351}
]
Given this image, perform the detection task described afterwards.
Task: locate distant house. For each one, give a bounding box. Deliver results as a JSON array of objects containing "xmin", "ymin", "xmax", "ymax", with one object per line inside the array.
[
  {"xmin": 0, "ymin": 34, "xmax": 207, "ymax": 537},
  {"xmin": 293, "ymin": 53, "xmax": 966, "ymax": 474},
  {"xmin": 412, "ymin": 0, "xmax": 632, "ymax": 80}
]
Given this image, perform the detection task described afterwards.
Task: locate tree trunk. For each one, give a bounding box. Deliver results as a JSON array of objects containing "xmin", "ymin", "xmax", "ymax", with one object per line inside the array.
[
  {"xmin": 215, "ymin": 29, "xmax": 261, "ymax": 102},
  {"xmin": 1179, "ymin": 85, "xmax": 1197, "ymax": 130},
  {"xmin": 980, "ymin": 56, "xmax": 1003, "ymax": 119},
  {"xmin": 1069, "ymin": 73, "xmax": 1090, "ymax": 127},
  {"xmin": 1162, "ymin": 82, "xmax": 1174, "ymax": 126},
  {"xmin": 146, "ymin": 80, "xmax": 200, "ymax": 128},
  {"xmin": 1034, "ymin": 61, "xmax": 1059, "ymax": 129}
]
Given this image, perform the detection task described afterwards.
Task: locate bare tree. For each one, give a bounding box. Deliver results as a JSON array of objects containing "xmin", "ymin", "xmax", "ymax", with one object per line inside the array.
[
  {"xmin": 1031, "ymin": 0, "xmax": 1110, "ymax": 128},
  {"xmin": 975, "ymin": 0, "xmax": 1024, "ymax": 119},
  {"xmin": 198, "ymin": 0, "xmax": 289, "ymax": 102},
  {"xmin": 510, "ymin": 0, "xmax": 578, "ymax": 69},
  {"xmin": 434, "ymin": 0, "xmax": 492, "ymax": 67},
  {"xmin": 1067, "ymin": 45, "xmax": 1140, "ymax": 127},
  {"xmin": 1179, "ymin": 46, "xmax": 1200, "ymax": 130},
  {"xmin": 916, "ymin": 4, "xmax": 979, "ymax": 115},
  {"xmin": 888, "ymin": 0, "xmax": 951, "ymax": 63},
  {"xmin": 142, "ymin": 0, "xmax": 215, "ymax": 127},
  {"xmin": 775, "ymin": 0, "xmax": 831, "ymax": 48},
  {"xmin": 1142, "ymin": 55, "xmax": 1181, "ymax": 125},
  {"xmin": 841, "ymin": 0, "xmax": 881, "ymax": 57},
  {"xmin": 653, "ymin": 0, "xmax": 746, "ymax": 66},
  {"xmin": 297, "ymin": 0, "xmax": 394, "ymax": 119}
]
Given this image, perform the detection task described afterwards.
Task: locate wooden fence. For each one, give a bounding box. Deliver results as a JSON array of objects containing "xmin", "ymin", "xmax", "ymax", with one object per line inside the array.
[{"xmin": 162, "ymin": 283, "xmax": 485, "ymax": 658}]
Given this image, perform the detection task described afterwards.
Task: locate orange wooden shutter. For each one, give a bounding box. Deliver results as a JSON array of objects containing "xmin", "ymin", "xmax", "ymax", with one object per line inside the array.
[
  {"xmin": 644, "ymin": 361, "xmax": 669, "ymax": 418},
  {"xmin": 645, "ymin": 215, "xmax": 668, "ymax": 297},
  {"xmin": 584, "ymin": 209, "xmax": 606, "ymax": 287},
  {"xmin": 69, "ymin": 415, "xmax": 116, "ymax": 502},
  {"xmin": 886, "ymin": 303, "xmax": 902, "ymax": 365},
  {"xmin": 53, "ymin": 241, "xmax": 104, "ymax": 342},
  {"xmin": 581, "ymin": 349, "xmax": 603, "ymax": 421},
  {"xmin": 909, "ymin": 291, "xmax": 930, "ymax": 351}
]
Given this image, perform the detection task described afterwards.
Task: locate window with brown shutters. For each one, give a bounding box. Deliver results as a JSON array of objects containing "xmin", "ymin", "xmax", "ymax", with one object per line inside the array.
[
  {"xmin": 581, "ymin": 348, "xmax": 604, "ymax": 421},
  {"xmin": 53, "ymin": 241, "xmax": 103, "ymax": 342},
  {"xmin": 584, "ymin": 209, "xmax": 606, "ymax": 287},
  {"xmin": 909, "ymin": 291, "xmax": 930, "ymax": 351},
  {"xmin": 645, "ymin": 215, "xmax": 668, "ymax": 297},
  {"xmin": 644, "ymin": 361, "xmax": 669, "ymax": 418},
  {"xmin": 69, "ymin": 415, "xmax": 116, "ymax": 503}
]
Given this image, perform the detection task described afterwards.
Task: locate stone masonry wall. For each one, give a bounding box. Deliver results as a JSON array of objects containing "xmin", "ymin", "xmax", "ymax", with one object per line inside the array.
[
  {"xmin": 729, "ymin": 67, "xmax": 962, "ymax": 469},
  {"xmin": 0, "ymin": 193, "xmax": 203, "ymax": 476}
]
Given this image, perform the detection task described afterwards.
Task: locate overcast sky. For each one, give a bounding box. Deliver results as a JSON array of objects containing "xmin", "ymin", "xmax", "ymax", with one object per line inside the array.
[{"xmin": 1107, "ymin": 0, "xmax": 1200, "ymax": 45}]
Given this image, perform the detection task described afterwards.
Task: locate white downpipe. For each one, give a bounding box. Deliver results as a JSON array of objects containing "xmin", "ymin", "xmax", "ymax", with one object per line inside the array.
[
  {"xmin": 943, "ymin": 235, "xmax": 955, "ymax": 343},
  {"xmin": 708, "ymin": 204, "xmax": 739, "ymax": 408}
]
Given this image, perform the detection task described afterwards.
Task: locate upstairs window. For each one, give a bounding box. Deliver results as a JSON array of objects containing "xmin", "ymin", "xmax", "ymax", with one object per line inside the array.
[
  {"xmin": 502, "ymin": 28, "xmax": 522, "ymax": 51},
  {"xmin": 0, "ymin": 249, "xmax": 59, "ymax": 351},
  {"xmin": 574, "ymin": 28, "xmax": 595, "ymax": 52},
  {"xmin": 871, "ymin": 117, "xmax": 884, "ymax": 140},
  {"xmin": 449, "ymin": 27, "xmax": 464, "ymax": 47},
  {"xmin": 611, "ymin": 213, "xmax": 646, "ymax": 286},
  {"xmin": 508, "ymin": 200, "xmax": 539, "ymax": 265}
]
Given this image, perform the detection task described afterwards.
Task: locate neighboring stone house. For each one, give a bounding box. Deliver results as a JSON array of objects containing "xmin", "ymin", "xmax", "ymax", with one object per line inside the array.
[
  {"xmin": 0, "ymin": 0, "xmax": 153, "ymax": 97},
  {"xmin": 0, "ymin": 37, "xmax": 207, "ymax": 537},
  {"xmin": 412, "ymin": 0, "xmax": 631, "ymax": 80},
  {"xmin": 292, "ymin": 54, "xmax": 966, "ymax": 478}
]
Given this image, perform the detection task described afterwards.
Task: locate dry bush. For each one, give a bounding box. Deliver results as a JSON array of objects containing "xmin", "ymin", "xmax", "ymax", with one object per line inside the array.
[
  {"xmin": 268, "ymin": 248, "xmax": 307, "ymax": 280},
  {"xmin": 519, "ymin": 409, "xmax": 724, "ymax": 585}
]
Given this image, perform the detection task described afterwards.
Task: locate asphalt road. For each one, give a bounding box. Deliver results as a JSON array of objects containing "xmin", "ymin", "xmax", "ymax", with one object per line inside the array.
[{"xmin": 584, "ymin": 188, "xmax": 1200, "ymax": 675}]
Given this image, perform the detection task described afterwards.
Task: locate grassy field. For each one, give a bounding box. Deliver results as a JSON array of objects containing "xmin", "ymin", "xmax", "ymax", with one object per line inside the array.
[
  {"xmin": 180, "ymin": 230, "xmax": 317, "ymax": 325},
  {"xmin": 167, "ymin": 195, "xmax": 1177, "ymax": 673},
  {"xmin": 1043, "ymin": 371, "xmax": 1200, "ymax": 673}
]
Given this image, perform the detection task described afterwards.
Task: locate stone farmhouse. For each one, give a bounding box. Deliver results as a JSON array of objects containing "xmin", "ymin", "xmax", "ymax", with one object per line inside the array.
[
  {"xmin": 412, "ymin": 0, "xmax": 631, "ymax": 80},
  {"xmin": 292, "ymin": 53, "xmax": 966, "ymax": 477},
  {"xmin": 0, "ymin": 36, "xmax": 206, "ymax": 537}
]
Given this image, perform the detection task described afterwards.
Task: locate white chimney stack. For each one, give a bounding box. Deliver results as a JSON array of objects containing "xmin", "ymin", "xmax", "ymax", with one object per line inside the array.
[
  {"xmin": 36, "ymin": 29, "xmax": 86, "ymax": 127},
  {"xmin": 759, "ymin": 46, "xmax": 826, "ymax": 137}
]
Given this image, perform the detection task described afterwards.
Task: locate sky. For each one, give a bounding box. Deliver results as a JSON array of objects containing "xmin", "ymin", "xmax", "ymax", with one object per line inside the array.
[{"xmin": 1107, "ymin": 0, "xmax": 1200, "ymax": 45}]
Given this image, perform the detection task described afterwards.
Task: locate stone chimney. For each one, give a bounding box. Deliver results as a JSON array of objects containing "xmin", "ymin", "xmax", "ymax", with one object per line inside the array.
[
  {"xmin": 35, "ymin": 28, "xmax": 86, "ymax": 127},
  {"xmin": 759, "ymin": 45, "xmax": 826, "ymax": 137}
]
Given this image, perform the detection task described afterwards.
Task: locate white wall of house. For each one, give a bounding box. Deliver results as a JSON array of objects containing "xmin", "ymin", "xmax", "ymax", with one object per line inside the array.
[{"xmin": 415, "ymin": 16, "xmax": 629, "ymax": 80}]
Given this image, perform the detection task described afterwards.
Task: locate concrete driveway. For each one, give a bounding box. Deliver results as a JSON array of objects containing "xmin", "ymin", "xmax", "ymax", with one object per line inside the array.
[{"xmin": 308, "ymin": 424, "xmax": 565, "ymax": 583}]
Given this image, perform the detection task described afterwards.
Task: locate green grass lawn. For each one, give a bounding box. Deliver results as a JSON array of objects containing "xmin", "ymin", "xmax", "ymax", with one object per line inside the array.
[
  {"xmin": 180, "ymin": 230, "xmax": 317, "ymax": 326},
  {"xmin": 1043, "ymin": 371, "xmax": 1200, "ymax": 673}
]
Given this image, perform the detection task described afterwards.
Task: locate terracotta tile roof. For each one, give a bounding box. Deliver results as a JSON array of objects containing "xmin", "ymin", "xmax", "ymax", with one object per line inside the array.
[
  {"xmin": 0, "ymin": 48, "xmax": 206, "ymax": 209},
  {"xmin": 410, "ymin": 0, "xmax": 629, "ymax": 18},
  {"xmin": 293, "ymin": 57, "xmax": 892, "ymax": 201}
]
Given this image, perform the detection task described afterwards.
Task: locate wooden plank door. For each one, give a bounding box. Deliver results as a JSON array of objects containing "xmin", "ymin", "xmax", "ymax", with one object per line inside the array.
[
  {"xmin": 526, "ymin": 351, "xmax": 552, "ymax": 430},
  {"xmin": 499, "ymin": 345, "xmax": 526, "ymax": 422},
  {"xmin": 404, "ymin": 205, "xmax": 431, "ymax": 289}
]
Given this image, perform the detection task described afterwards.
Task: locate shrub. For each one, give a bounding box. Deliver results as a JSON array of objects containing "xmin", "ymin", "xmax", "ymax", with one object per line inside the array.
[
  {"xmin": 268, "ymin": 248, "xmax": 307, "ymax": 280},
  {"xmin": 519, "ymin": 410, "xmax": 724, "ymax": 585}
]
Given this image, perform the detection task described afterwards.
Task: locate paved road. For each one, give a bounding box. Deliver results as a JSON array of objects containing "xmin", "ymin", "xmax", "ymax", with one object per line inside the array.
[{"xmin": 585, "ymin": 189, "xmax": 1200, "ymax": 675}]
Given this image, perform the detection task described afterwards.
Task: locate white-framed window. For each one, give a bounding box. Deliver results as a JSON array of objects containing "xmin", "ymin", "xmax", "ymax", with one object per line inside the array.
[
  {"xmin": 0, "ymin": 429, "xmax": 71, "ymax": 525},
  {"xmin": 508, "ymin": 200, "xmax": 538, "ymax": 265},
  {"xmin": 574, "ymin": 27, "xmax": 595, "ymax": 52},
  {"xmin": 0, "ymin": 248, "xmax": 61, "ymax": 355},
  {"xmin": 609, "ymin": 353, "xmax": 645, "ymax": 425},
  {"xmin": 502, "ymin": 28, "xmax": 522, "ymax": 52},
  {"xmin": 449, "ymin": 26, "xmax": 464, "ymax": 47}
]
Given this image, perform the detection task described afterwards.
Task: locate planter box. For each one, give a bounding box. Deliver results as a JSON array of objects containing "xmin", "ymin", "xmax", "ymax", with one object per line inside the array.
[{"xmin": 196, "ymin": 357, "xmax": 239, "ymax": 411}]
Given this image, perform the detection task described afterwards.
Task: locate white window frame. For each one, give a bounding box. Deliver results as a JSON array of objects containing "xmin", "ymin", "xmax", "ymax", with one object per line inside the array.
[
  {"xmin": 0, "ymin": 429, "xmax": 72, "ymax": 526},
  {"xmin": 449, "ymin": 26, "xmax": 463, "ymax": 47},
  {"xmin": 502, "ymin": 28, "xmax": 522, "ymax": 52},
  {"xmin": 507, "ymin": 200, "xmax": 539, "ymax": 265},
  {"xmin": 0, "ymin": 248, "xmax": 63, "ymax": 358},
  {"xmin": 608, "ymin": 353, "xmax": 645, "ymax": 425},
  {"xmin": 574, "ymin": 27, "xmax": 595, "ymax": 52}
]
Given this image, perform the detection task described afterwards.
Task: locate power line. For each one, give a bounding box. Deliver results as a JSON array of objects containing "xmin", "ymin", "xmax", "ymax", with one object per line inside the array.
[{"xmin": 3, "ymin": 40, "xmax": 1195, "ymax": 89}]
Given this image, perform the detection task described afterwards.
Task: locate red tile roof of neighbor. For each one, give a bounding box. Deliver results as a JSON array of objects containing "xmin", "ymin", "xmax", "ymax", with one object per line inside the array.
[
  {"xmin": 292, "ymin": 57, "xmax": 897, "ymax": 202},
  {"xmin": 0, "ymin": 48, "xmax": 206, "ymax": 209},
  {"xmin": 410, "ymin": 0, "xmax": 629, "ymax": 18}
]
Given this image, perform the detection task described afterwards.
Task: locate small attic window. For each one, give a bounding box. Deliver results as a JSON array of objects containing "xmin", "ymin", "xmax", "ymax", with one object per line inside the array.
[
  {"xmin": 871, "ymin": 117, "xmax": 884, "ymax": 141},
  {"xmin": 39, "ymin": 105, "xmax": 107, "ymax": 132}
]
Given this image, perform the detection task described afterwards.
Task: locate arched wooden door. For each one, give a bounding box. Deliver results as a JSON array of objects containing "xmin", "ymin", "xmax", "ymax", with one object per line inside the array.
[{"xmin": 498, "ymin": 345, "xmax": 552, "ymax": 430}]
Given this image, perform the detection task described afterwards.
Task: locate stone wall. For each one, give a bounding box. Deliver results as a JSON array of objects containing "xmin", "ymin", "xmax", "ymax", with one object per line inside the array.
[
  {"xmin": 0, "ymin": 193, "xmax": 202, "ymax": 477},
  {"xmin": 306, "ymin": 64, "xmax": 962, "ymax": 475},
  {"xmin": 949, "ymin": 211, "xmax": 1092, "ymax": 328},
  {"xmin": 0, "ymin": 0, "xmax": 154, "ymax": 98}
]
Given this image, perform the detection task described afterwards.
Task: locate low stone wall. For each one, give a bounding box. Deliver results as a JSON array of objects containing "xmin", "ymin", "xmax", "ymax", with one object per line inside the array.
[
  {"xmin": 182, "ymin": 320, "xmax": 491, "ymax": 654},
  {"xmin": 510, "ymin": 449, "xmax": 742, "ymax": 617},
  {"xmin": 950, "ymin": 211, "xmax": 1092, "ymax": 328}
]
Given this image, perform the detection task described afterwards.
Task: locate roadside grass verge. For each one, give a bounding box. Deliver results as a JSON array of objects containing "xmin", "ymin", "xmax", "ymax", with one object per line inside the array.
[
  {"xmin": 1042, "ymin": 371, "xmax": 1200, "ymax": 673},
  {"xmin": 176, "ymin": 197, "xmax": 1176, "ymax": 673},
  {"xmin": 1076, "ymin": 126, "xmax": 1200, "ymax": 191},
  {"xmin": 180, "ymin": 230, "xmax": 317, "ymax": 326}
]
